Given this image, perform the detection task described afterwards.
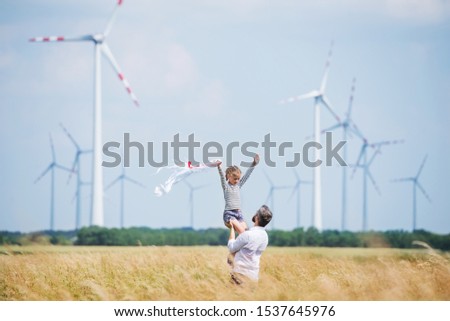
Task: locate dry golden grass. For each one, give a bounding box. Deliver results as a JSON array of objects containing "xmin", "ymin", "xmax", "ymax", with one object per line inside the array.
[{"xmin": 1, "ymin": 246, "xmax": 449, "ymax": 301}]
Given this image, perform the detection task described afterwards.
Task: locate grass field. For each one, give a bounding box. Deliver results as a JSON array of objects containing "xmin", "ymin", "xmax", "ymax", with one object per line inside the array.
[{"xmin": 1, "ymin": 245, "xmax": 449, "ymax": 300}]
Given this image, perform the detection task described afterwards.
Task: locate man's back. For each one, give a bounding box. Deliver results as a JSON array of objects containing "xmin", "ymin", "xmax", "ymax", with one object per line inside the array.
[{"xmin": 227, "ymin": 226, "xmax": 268, "ymax": 281}]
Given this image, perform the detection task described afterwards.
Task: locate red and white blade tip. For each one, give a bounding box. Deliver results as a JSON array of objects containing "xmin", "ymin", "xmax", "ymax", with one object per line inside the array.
[
  {"xmin": 118, "ymin": 73, "xmax": 139, "ymax": 107},
  {"xmin": 30, "ymin": 36, "xmax": 65, "ymax": 42},
  {"xmin": 118, "ymin": 0, "xmax": 123, "ymax": 5}
]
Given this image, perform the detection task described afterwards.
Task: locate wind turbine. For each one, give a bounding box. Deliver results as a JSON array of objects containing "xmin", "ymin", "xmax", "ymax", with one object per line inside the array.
[
  {"xmin": 60, "ymin": 123, "xmax": 92, "ymax": 230},
  {"xmin": 279, "ymin": 42, "xmax": 341, "ymax": 231},
  {"xmin": 288, "ymin": 169, "xmax": 312, "ymax": 228},
  {"xmin": 34, "ymin": 134, "xmax": 72, "ymax": 231},
  {"xmin": 30, "ymin": 0, "xmax": 140, "ymax": 227},
  {"xmin": 105, "ymin": 166, "xmax": 145, "ymax": 228},
  {"xmin": 264, "ymin": 171, "xmax": 291, "ymax": 229},
  {"xmin": 352, "ymin": 138, "xmax": 403, "ymax": 231},
  {"xmin": 319, "ymin": 78, "xmax": 363, "ymax": 231},
  {"xmin": 183, "ymin": 180, "xmax": 209, "ymax": 229},
  {"xmin": 392, "ymin": 155, "xmax": 431, "ymax": 231}
]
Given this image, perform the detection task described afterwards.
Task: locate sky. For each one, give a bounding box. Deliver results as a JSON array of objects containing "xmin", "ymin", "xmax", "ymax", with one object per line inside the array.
[{"xmin": 0, "ymin": 0, "xmax": 449, "ymax": 234}]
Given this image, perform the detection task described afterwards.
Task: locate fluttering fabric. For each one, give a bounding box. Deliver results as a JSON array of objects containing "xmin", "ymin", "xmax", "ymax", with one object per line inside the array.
[{"xmin": 154, "ymin": 161, "xmax": 217, "ymax": 197}]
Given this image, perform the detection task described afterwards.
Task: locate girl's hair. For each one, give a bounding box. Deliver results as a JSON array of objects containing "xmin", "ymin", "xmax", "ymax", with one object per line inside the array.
[{"xmin": 225, "ymin": 165, "xmax": 241, "ymax": 178}]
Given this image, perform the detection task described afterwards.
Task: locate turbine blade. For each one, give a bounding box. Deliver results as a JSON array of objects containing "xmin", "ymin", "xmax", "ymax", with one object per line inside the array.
[
  {"xmin": 367, "ymin": 147, "xmax": 381, "ymax": 167},
  {"xmin": 352, "ymin": 144, "xmax": 366, "ymax": 176},
  {"xmin": 348, "ymin": 120, "xmax": 365, "ymax": 141},
  {"xmin": 101, "ymin": 43, "xmax": 140, "ymax": 106},
  {"xmin": 370, "ymin": 139, "xmax": 404, "ymax": 148},
  {"xmin": 391, "ymin": 178, "xmax": 412, "ymax": 183},
  {"xmin": 105, "ymin": 177, "xmax": 121, "ymax": 191},
  {"xmin": 103, "ymin": 191, "xmax": 116, "ymax": 205},
  {"xmin": 321, "ymin": 95, "xmax": 341, "ymax": 123},
  {"xmin": 348, "ymin": 163, "xmax": 358, "ymax": 179},
  {"xmin": 263, "ymin": 171, "xmax": 274, "ymax": 186},
  {"xmin": 416, "ymin": 155, "xmax": 428, "ymax": 179},
  {"xmin": 276, "ymin": 185, "xmax": 292, "ymax": 190},
  {"xmin": 319, "ymin": 40, "xmax": 333, "ymax": 93},
  {"xmin": 278, "ymin": 90, "xmax": 319, "ymax": 104},
  {"xmin": 346, "ymin": 126, "xmax": 354, "ymax": 140},
  {"xmin": 59, "ymin": 122, "xmax": 80, "ymax": 150},
  {"xmin": 29, "ymin": 35, "xmax": 93, "ymax": 42},
  {"xmin": 416, "ymin": 182, "xmax": 431, "ymax": 202},
  {"xmin": 346, "ymin": 77, "xmax": 356, "ymax": 119},
  {"xmin": 71, "ymin": 190, "xmax": 78, "ymax": 205},
  {"xmin": 288, "ymin": 185, "xmax": 299, "ymax": 202},
  {"xmin": 66, "ymin": 154, "xmax": 80, "ymax": 185},
  {"xmin": 34, "ymin": 164, "xmax": 53, "ymax": 184},
  {"xmin": 265, "ymin": 190, "xmax": 272, "ymax": 205},
  {"xmin": 193, "ymin": 184, "xmax": 211, "ymax": 191},
  {"xmin": 59, "ymin": 123, "xmax": 84, "ymax": 184},
  {"xmin": 320, "ymin": 122, "xmax": 342, "ymax": 135},
  {"xmin": 367, "ymin": 169, "xmax": 381, "ymax": 195},
  {"xmin": 49, "ymin": 134, "xmax": 56, "ymax": 161},
  {"xmin": 103, "ymin": 0, "xmax": 124, "ymax": 38},
  {"xmin": 183, "ymin": 179, "xmax": 193, "ymax": 189},
  {"xmin": 55, "ymin": 164, "xmax": 73, "ymax": 173},
  {"xmin": 124, "ymin": 176, "xmax": 146, "ymax": 188}
]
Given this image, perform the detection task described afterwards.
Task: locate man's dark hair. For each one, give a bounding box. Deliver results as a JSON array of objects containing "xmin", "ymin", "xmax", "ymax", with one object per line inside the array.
[{"xmin": 252, "ymin": 205, "xmax": 272, "ymax": 227}]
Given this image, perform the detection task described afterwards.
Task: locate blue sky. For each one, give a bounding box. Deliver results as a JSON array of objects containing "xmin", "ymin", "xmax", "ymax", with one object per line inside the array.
[{"xmin": 1, "ymin": 0, "xmax": 449, "ymax": 233}]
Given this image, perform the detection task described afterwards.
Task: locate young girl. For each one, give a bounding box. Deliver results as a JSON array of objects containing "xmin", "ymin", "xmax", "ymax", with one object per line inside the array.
[{"xmin": 217, "ymin": 154, "xmax": 260, "ymax": 234}]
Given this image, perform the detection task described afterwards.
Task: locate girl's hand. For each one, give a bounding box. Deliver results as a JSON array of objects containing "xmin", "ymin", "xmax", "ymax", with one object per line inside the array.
[
  {"xmin": 208, "ymin": 160, "xmax": 222, "ymax": 167},
  {"xmin": 252, "ymin": 154, "xmax": 260, "ymax": 167}
]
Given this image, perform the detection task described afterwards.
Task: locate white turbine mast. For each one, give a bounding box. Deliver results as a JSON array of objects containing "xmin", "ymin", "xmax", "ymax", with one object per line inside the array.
[
  {"xmin": 30, "ymin": 1, "xmax": 139, "ymax": 227},
  {"xmin": 279, "ymin": 42, "xmax": 340, "ymax": 231}
]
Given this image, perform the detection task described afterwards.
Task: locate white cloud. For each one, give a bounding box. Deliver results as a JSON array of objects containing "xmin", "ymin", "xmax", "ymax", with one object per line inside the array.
[
  {"xmin": 164, "ymin": 43, "xmax": 199, "ymax": 92},
  {"xmin": 0, "ymin": 26, "xmax": 18, "ymax": 69},
  {"xmin": 192, "ymin": 0, "xmax": 450, "ymax": 23},
  {"xmin": 29, "ymin": 43, "xmax": 92, "ymax": 94},
  {"xmin": 195, "ymin": 0, "xmax": 269, "ymax": 15},
  {"xmin": 384, "ymin": 0, "xmax": 450, "ymax": 22},
  {"xmin": 183, "ymin": 79, "xmax": 227, "ymax": 118},
  {"xmin": 0, "ymin": 49, "xmax": 14, "ymax": 69}
]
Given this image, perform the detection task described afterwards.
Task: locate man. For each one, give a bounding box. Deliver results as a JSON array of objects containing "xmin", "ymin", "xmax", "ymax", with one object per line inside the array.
[{"xmin": 227, "ymin": 204, "xmax": 273, "ymax": 284}]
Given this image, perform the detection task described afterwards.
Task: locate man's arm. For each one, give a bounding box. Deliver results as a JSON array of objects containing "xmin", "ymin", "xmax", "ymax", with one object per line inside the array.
[
  {"xmin": 229, "ymin": 225, "xmax": 235, "ymax": 241},
  {"xmin": 228, "ymin": 225, "xmax": 249, "ymax": 254}
]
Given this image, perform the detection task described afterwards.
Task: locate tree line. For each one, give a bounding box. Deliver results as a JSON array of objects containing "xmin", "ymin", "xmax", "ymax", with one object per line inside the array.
[{"xmin": 1, "ymin": 227, "xmax": 449, "ymax": 250}]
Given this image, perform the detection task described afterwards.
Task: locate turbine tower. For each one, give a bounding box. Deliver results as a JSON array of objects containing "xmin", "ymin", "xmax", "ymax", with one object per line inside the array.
[
  {"xmin": 352, "ymin": 138, "xmax": 403, "ymax": 231},
  {"xmin": 105, "ymin": 166, "xmax": 145, "ymax": 228},
  {"xmin": 264, "ymin": 171, "xmax": 291, "ymax": 229},
  {"xmin": 288, "ymin": 169, "xmax": 312, "ymax": 228},
  {"xmin": 320, "ymin": 78, "xmax": 363, "ymax": 231},
  {"xmin": 279, "ymin": 42, "xmax": 341, "ymax": 231},
  {"xmin": 34, "ymin": 134, "xmax": 72, "ymax": 231},
  {"xmin": 30, "ymin": 0, "xmax": 139, "ymax": 227},
  {"xmin": 392, "ymin": 155, "xmax": 431, "ymax": 231},
  {"xmin": 183, "ymin": 181, "xmax": 209, "ymax": 229},
  {"xmin": 60, "ymin": 123, "xmax": 92, "ymax": 230}
]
